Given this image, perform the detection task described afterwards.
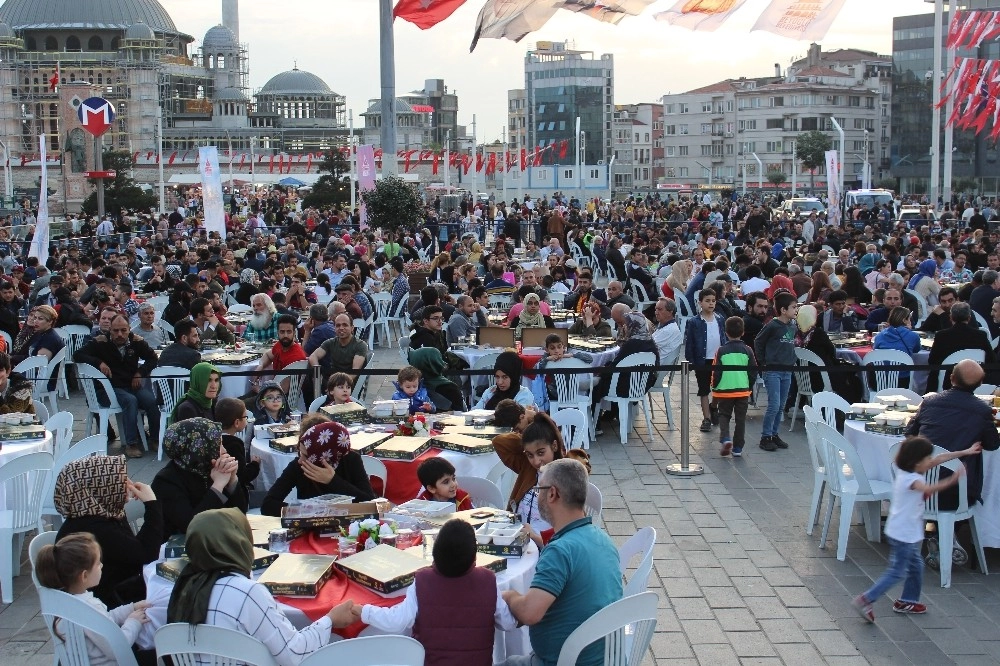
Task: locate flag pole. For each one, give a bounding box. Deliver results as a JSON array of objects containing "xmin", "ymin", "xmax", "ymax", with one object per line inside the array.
[
  {"xmin": 930, "ymin": 0, "xmax": 944, "ymax": 209},
  {"xmin": 943, "ymin": 0, "xmax": 956, "ymax": 205},
  {"xmin": 379, "ymin": 0, "xmax": 398, "ymax": 176}
]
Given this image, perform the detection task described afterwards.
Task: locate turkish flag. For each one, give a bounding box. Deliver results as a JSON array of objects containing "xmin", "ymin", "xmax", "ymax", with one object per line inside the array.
[{"xmin": 393, "ymin": 0, "xmax": 469, "ymax": 30}]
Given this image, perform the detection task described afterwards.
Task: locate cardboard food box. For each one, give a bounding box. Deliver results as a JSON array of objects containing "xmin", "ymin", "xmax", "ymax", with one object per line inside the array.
[
  {"xmin": 373, "ymin": 436, "xmax": 432, "ymax": 461},
  {"xmin": 431, "ymin": 432, "xmax": 497, "ymax": 455},
  {"xmin": 258, "ymin": 553, "xmax": 337, "ymax": 597},
  {"xmin": 267, "ymin": 423, "xmax": 300, "ymax": 439},
  {"xmin": 269, "ymin": 435, "xmax": 299, "ymax": 454},
  {"xmin": 348, "ymin": 430, "xmax": 394, "ymax": 456},
  {"xmin": 477, "ymin": 527, "xmax": 531, "ymax": 558},
  {"xmin": 212, "ymin": 352, "xmax": 261, "ymax": 365},
  {"xmin": 280, "ymin": 501, "xmax": 379, "ymax": 531},
  {"xmin": 156, "ymin": 557, "xmax": 188, "ymax": 582},
  {"xmin": 320, "ymin": 402, "xmax": 369, "ymax": 425},
  {"xmin": 335, "ymin": 544, "xmax": 429, "ymax": 595},
  {"xmin": 400, "ymin": 544, "xmax": 507, "ymax": 574},
  {"xmin": 864, "ymin": 423, "xmax": 908, "ymax": 436},
  {"xmin": 439, "ymin": 425, "xmax": 511, "ymax": 439},
  {"xmin": 432, "ymin": 414, "xmax": 468, "ymax": 428},
  {"xmin": 0, "ymin": 424, "xmax": 46, "ymax": 441},
  {"xmin": 164, "ymin": 534, "xmax": 187, "ymax": 558},
  {"xmin": 158, "ymin": 546, "xmax": 279, "ymax": 573},
  {"xmin": 463, "ymin": 410, "xmax": 496, "ymax": 423},
  {"xmin": 247, "ymin": 514, "xmax": 283, "ymax": 548}
]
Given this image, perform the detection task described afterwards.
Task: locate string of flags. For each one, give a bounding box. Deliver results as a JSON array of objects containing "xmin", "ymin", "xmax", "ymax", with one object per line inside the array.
[
  {"xmin": 938, "ymin": 10, "xmax": 1000, "ymax": 141},
  {"xmin": 392, "ymin": 0, "xmax": 849, "ymax": 51},
  {"xmin": 946, "ymin": 9, "xmax": 1000, "ymax": 50}
]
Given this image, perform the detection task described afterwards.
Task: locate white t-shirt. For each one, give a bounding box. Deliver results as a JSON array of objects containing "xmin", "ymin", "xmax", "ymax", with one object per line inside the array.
[
  {"xmin": 704, "ymin": 314, "xmax": 721, "ymax": 361},
  {"xmin": 884, "ymin": 470, "xmax": 925, "ymax": 543}
]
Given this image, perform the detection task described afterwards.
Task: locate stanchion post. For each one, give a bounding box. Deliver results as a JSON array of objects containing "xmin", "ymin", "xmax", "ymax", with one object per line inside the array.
[
  {"xmin": 666, "ymin": 360, "xmax": 705, "ymax": 477},
  {"xmin": 311, "ymin": 364, "xmax": 321, "ymax": 406}
]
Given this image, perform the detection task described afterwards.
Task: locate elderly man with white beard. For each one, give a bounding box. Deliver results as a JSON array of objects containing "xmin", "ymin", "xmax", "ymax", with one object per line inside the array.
[{"xmin": 243, "ymin": 293, "xmax": 279, "ymax": 343}]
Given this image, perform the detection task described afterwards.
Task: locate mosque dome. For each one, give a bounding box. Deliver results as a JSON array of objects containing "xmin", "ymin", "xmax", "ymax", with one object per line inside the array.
[
  {"xmin": 203, "ymin": 24, "xmax": 237, "ymax": 51},
  {"xmin": 0, "ymin": 22, "xmax": 14, "ymax": 39},
  {"xmin": 259, "ymin": 67, "xmax": 333, "ymax": 96},
  {"xmin": 123, "ymin": 22, "xmax": 155, "ymax": 41},
  {"xmin": 0, "ymin": 0, "xmax": 180, "ymax": 32}
]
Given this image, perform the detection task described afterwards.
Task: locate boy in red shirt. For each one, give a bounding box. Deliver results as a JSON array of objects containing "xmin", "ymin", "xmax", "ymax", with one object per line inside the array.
[{"xmin": 416, "ymin": 457, "xmax": 473, "ymax": 511}]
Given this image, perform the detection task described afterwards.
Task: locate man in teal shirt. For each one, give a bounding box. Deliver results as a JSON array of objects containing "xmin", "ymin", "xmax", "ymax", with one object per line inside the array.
[{"xmin": 500, "ymin": 459, "xmax": 622, "ymax": 666}]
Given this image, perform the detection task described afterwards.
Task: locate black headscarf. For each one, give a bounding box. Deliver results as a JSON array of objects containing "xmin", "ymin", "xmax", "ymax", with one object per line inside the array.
[{"xmin": 486, "ymin": 351, "xmax": 523, "ymax": 410}]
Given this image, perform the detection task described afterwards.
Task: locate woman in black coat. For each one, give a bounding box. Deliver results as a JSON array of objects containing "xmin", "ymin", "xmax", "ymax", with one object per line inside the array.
[{"xmin": 261, "ymin": 421, "xmax": 375, "ymax": 516}]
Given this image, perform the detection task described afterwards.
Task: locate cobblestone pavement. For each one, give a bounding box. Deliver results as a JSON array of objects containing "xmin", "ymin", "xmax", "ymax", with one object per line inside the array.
[{"xmin": 5, "ymin": 347, "xmax": 1000, "ymax": 665}]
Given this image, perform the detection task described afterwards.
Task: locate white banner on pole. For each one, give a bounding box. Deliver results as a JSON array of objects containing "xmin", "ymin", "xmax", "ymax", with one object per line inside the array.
[
  {"xmin": 752, "ymin": 0, "xmax": 847, "ymax": 41},
  {"xmin": 199, "ymin": 146, "xmax": 226, "ymax": 239},
  {"xmin": 30, "ymin": 134, "xmax": 49, "ymax": 268},
  {"xmin": 825, "ymin": 149, "xmax": 842, "ymax": 226}
]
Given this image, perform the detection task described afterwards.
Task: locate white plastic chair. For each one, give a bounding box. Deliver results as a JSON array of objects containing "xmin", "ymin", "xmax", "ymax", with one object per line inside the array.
[
  {"xmin": 486, "ymin": 459, "xmax": 514, "ymax": 507},
  {"xmin": 811, "ymin": 391, "xmax": 851, "ymax": 429},
  {"xmin": 468, "ymin": 351, "xmax": 502, "ymax": 407},
  {"xmin": 398, "ymin": 336, "xmax": 411, "ymax": 364},
  {"xmin": 45, "ymin": 410, "xmax": 75, "ymax": 461},
  {"xmin": 816, "ymin": 421, "xmax": 892, "ymax": 561},
  {"xmin": 369, "ymin": 291, "xmax": 394, "ymax": 347},
  {"xmin": 125, "ymin": 499, "xmax": 145, "ymax": 535},
  {"xmin": 151, "ymin": 365, "xmax": 191, "ymax": 461},
  {"xmin": 585, "ymin": 482, "xmax": 603, "ymax": 520},
  {"xmin": 552, "ymin": 408, "xmax": 590, "ymax": 450},
  {"xmin": 56, "ymin": 324, "xmax": 90, "ymax": 399},
  {"xmin": 308, "ymin": 395, "xmax": 326, "ymax": 412},
  {"xmin": 619, "ymin": 526, "xmax": 657, "ymax": 598},
  {"xmin": 228, "ymin": 303, "xmax": 253, "ymax": 315},
  {"xmin": 547, "ymin": 291, "xmax": 566, "ymax": 309},
  {"xmin": 648, "ymin": 343, "xmax": 681, "ymax": 430},
  {"xmin": 14, "ymin": 355, "xmax": 47, "ymax": 383},
  {"xmin": 40, "ymin": 587, "xmax": 140, "ymax": 666},
  {"xmin": 385, "ymin": 295, "xmax": 411, "ymax": 343},
  {"xmin": 29, "ymin": 529, "xmax": 57, "ymax": 588},
  {"xmin": 0, "ymin": 451, "xmax": 53, "ymax": 603},
  {"xmin": 460, "ymin": 475, "xmax": 504, "ymax": 509},
  {"xmin": 802, "ymin": 405, "xmax": 832, "ymax": 537},
  {"xmin": 353, "ymin": 315, "xmax": 375, "ymax": 351},
  {"xmin": 971, "ymin": 310, "xmax": 997, "ymax": 348},
  {"xmin": 860, "ymin": 349, "xmax": 912, "ymax": 397},
  {"xmin": 351, "ymin": 352, "xmax": 375, "ymax": 402},
  {"xmin": 37, "ymin": 434, "xmax": 109, "ymax": 533},
  {"xmin": 673, "ymin": 292, "xmax": 695, "ymax": 334},
  {"xmin": 975, "ymin": 383, "xmax": 998, "ymax": 396},
  {"xmin": 298, "ymin": 635, "xmax": 425, "ymax": 666},
  {"xmin": 789, "ymin": 348, "xmax": 833, "ymax": 431},
  {"xmin": 154, "ymin": 623, "xmax": 279, "ymax": 666},
  {"xmin": 595, "ymin": 352, "xmax": 655, "ymax": 445},
  {"xmin": 887, "ymin": 442, "xmax": 989, "ymax": 588},
  {"xmin": 874, "ymin": 387, "xmax": 922, "ymax": 405},
  {"xmin": 37, "ymin": 346, "xmax": 65, "ymax": 412},
  {"xmin": 157, "ymin": 318, "xmax": 176, "ymax": 341},
  {"xmin": 76, "ymin": 363, "xmax": 147, "ymax": 449},
  {"xmin": 488, "ymin": 293, "xmax": 511, "ymax": 309},
  {"xmin": 32, "ymin": 399, "xmax": 49, "ymax": 423},
  {"xmin": 549, "ymin": 358, "xmax": 595, "ymax": 436},
  {"xmin": 905, "ymin": 288, "xmax": 929, "ymax": 326},
  {"xmin": 362, "ymin": 455, "xmax": 388, "ymax": 497},
  {"xmin": 938, "ymin": 349, "xmax": 987, "ymax": 393},
  {"xmin": 275, "ymin": 359, "xmax": 309, "ymax": 412},
  {"xmin": 555, "ymin": 591, "xmax": 658, "ymax": 666}
]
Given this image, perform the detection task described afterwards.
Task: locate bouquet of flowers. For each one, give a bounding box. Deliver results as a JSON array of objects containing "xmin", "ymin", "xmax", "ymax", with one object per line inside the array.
[
  {"xmin": 345, "ymin": 518, "xmax": 397, "ymax": 550},
  {"xmin": 403, "ymin": 261, "xmax": 433, "ymax": 275},
  {"xmin": 394, "ymin": 413, "xmax": 429, "ymax": 437}
]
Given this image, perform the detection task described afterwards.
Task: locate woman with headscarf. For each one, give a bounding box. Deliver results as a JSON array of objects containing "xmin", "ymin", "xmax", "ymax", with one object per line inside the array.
[
  {"xmin": 172, "ymin": 363, "xmax": 221, "ymax": 421},
  {"xmin": 11, "ymin": 304, "xmax": 64, "ymax": 367},
  {"xmin": 474, "ymin": 351, "xmax": 534, "ymax": 410},
  {"xmin": 261, "ymin": 420, "xmax": 375, "ymax": 516},
  {"xmin": 409, "ymin": 347, "xmax": 466, "ymax": 412},
  {"xmin": 510, "ymin": 293, "xmax": 554, "ymax": 340},
  {"xmin": 235, "ymin": 268, "xmax": 259, "ymax": 306},
  {"xmin": 151, "ymin": 418, "xmax": 247, "ymax": 536},
  {"xmin": 908, "ymin": 258, "xmax": 941, "ymax": 306},
  {"xmin": 663, "ymin": 259, "xmax": 691, "ymax": 299},
  {"xmin": 765, "ymin": 273, "xmax": 796, "ymax": 300},
  {"xmin": 166, "ymin": 509, "xmax": 352, "ymax": 664},
  {"xmin": 0, "ymin": 351, "xmax": 34, "ymax": 414},
  {"xmin": 54, "ymin": 455, "xmax": 163, "ymax": 606}
]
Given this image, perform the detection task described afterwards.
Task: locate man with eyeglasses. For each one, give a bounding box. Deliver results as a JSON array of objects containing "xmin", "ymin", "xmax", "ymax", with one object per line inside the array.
[{"xmin": 410, "ymin": 305, "xmax": 448, "ymax": 357}]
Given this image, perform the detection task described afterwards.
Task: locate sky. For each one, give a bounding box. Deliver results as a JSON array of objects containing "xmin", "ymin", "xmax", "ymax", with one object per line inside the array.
[{"xmin": 162, "ymin": 0, "xmax": 928, "ymax": 143}]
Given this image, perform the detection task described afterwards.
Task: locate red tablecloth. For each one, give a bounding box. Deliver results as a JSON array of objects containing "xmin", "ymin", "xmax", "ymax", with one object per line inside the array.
[
  {"xmin": 280, "ymin": 531, "xmax": 410, "ymax": 638},
  {"xmin": 850, "ymin": 345, "xmax": 873, "ymax": 359},
  {"xmin": 376, "ymin": 447, "xmax": 444, "ymax": 505}
]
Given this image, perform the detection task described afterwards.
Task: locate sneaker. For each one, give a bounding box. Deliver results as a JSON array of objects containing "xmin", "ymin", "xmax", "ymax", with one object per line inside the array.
[
  {"xmin": 759, "ymin": 436, "xmax": 777, "ymax": 452},
  {"xmin": 700, "ymin": 419, "xmax": 712, "ymax": 432},
  {"xmin": 709, "ymin": 404, "xmax": 720, "ymax": 426},
  {"xmin": 852, "ymin": 594, "xmax": 875, "ymax": 623},
  {"xmin": 925, "ymin": 537, "xmax": 940, "ymax": 570},
  {"xmin": 732, "ymin": 446, "xmax": 743, "ymax": 458},
  {"xmin": 892, "ymin": 600, "xmax": 927, "ymax": 614},
  {"xmin": 772, "ymin": 435, "xmax": 789, "ymax": 449},
  {"xmin": 720, "ymin": 439, "xmax": 733, "ymax": 456},
  {"xmin": 595, "ymin": 427, "xmax": 604, "ymax": 436},
  {"xmin": 124, "ymin": 445, "xmax": 144, "ymax": 459}
]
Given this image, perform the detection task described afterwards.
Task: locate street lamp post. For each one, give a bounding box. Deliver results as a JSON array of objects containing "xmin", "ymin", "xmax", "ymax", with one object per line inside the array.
[{"xmin": 156, "ymin": 107, "xmax": 165, "ymax": 214}]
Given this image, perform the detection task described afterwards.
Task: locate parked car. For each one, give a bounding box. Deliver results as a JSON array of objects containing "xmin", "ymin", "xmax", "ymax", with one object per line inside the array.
[{"xmin": 774, "ymin": 197, "xmax": 825, "ymax": 219}]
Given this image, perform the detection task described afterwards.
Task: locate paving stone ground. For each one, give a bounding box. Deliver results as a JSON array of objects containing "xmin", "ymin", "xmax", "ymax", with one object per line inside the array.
[{"xmin": 5, "ymin": 344, "xmax": 1000, "ymax": 665}]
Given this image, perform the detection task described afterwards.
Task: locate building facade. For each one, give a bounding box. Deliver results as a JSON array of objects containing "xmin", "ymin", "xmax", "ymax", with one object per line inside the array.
[
  {"xmin": 891, "ymin": 1, "xmax": 1000, "ymax": 196},
  {"xmin": 611, "ymin": 102, "xmax": 663, "ymax": 194},
  {"xmin": 509, "ymin": 40, "xmax": 614, "ymax": 168},
  {"xmin": 661, "ymin": 44, "xmax": 889, "ymax": 194}
]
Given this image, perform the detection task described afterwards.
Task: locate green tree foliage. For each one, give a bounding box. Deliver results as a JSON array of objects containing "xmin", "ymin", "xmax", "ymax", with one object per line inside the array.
[
  {"xmin": 81, "ymin": 150, "xmax": 156, "ymax": 215},
  {"xmin": 796, "ymin": 131, "xmax": 832, "ymax": 191},
  {"xmin": 302, "ymin": 150, "xmax": 351, "ymax": 209},
  {"xmin": 875, "ymin": 177, "xmax": 899, "ymax": 191},
  {"xmin": 766, "ymin": 170, "xmax": 787, "ymax": 186},
  {"xmin": 362, "ymin": 176, "xmax": 423, "ymax": 236}
]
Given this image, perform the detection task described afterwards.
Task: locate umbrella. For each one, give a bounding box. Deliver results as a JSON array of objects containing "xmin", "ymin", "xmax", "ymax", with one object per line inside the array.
[{"xmin": 278, "ymin": 176, "xmax": 305, "ymax": 187}]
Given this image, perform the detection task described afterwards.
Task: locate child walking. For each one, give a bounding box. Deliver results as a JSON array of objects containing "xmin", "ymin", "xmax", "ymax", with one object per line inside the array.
[
  {"xmin": 852, "ymin": 437, "xmax": 981, "ymax": 622},
  {"xmin": 711, "ymin": 317, "xmax": 757, "ymax": 458},
  {"xmin": 753, "ymin": 291, "xmax": 798, "ymax": 452}
]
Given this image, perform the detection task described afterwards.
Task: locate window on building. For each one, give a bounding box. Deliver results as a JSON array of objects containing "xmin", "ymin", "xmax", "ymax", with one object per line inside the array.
[
  {"xmin": 701, "ymin": 123, "xmax": 711, "ymax": 134},
  {"xmin": 801, "ymin": 117, "xmax": 818, "ymax": 130},
  {"xmin": 66, "ymin": 35, "xmax": 80, "ymax": 50},
  {"xmin": 665, "ymin": 125, "xmax": 676, "ymax": 135},
  {"xmin": 766, "ymin": 118, "xmax": 782, "ymax": 129},
  {"xmin": 770, "ymin": 97, "xmax": 784, "ymax": 107},
  {"xmin": 679, "ymin": 146, "xmax": 688, "ymax": 156},
  {"xmin": 558, "ymin": 121, "xmax": 566, "ymax": 130},
  {"xmin": 679, "ymin": 125, "xmax": 688, "ymax": 135},
  {"xmin": 645, "ymin": 133, "xmax": 649, "ymax": 142},
  {"xmin": 679, "ymin": 103, "xmax": 689, "ymax": 113},
  {"xmin": 44, "ymin": 36, "xmax": 57, "ymax": 50},
  {"xmin": 726, "ymin": 100, "xmax": 734, "ymax": 111},
  {"xmin": 701, "ymin": 145, "xmax": 712, "ymax": 156},
  {"xmin": 702, "ymin": 102, "xmax": 712, "ymax": 112},
  {"xmin": 564, "ymin": 169, "xmax": 573, "ymax": 179},
  {"xmin": 766, "ymin": 141, "xmax": 782, "ymax": 152},
  {"xmin": 678, "ymin": 167, "xmax": 689, "ymax": 177},
  {"xmin": 849, "ymin": 96, "xmax": 861, "ymax": 107},
  {"xmin": 666, "ymin": 146, "xmax": 675, "ymax": 157},
  {"xmin": 665, "ymin": 104, "xmax": 675, "ymax": 114}
]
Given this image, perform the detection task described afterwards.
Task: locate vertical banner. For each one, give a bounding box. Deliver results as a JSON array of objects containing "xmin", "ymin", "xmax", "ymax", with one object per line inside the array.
[
  {"xmin": 751, "ymin": 0, "xmax": 847, "ymax": 41},
  {"xmin": 357, "ymin": 144, "xmax": 376, "ymax": 230},
  {"xmin": 30, "ymin": 134, "xmax": 49, "ymax": 268},
  {"xmin": 825, "ymin": 149, "xmax": 842, "ymax": 226},
  {"xmin": 198, "ymin": 146, "xmax": 227, "ymax": 239}
]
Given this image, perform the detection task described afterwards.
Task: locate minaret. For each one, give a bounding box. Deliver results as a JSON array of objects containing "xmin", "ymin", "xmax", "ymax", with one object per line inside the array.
[{"xmin": 222, "ymin": 0, "xmax": 240, "ymax": 43}]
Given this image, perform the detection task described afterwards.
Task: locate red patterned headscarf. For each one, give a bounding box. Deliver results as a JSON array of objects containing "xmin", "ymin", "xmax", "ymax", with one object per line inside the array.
[{"xmin": 299, "ymin": 422, "xmax": 352, "ymax": 468}]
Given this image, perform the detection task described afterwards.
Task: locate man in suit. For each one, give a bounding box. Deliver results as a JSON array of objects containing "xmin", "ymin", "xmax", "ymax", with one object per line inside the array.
[{"xmin": 926, "ymin": 302, "xmax": 995, "ymax": 392}]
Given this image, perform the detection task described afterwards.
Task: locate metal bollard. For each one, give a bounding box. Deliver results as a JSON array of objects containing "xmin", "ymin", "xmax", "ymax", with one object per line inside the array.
[
  {"xmin": 311, "ymin": 364, "xmax": 322, "ymax": 406},
  {"xmin": 666, "ymin": 360, "xmax": 704, "ymax": 477}
]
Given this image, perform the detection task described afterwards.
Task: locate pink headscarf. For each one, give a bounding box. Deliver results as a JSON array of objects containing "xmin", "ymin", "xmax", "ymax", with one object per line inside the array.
[
  {"xmin": 299, "ymin": 422, "xmax": 352, "ymax": 468},
  {"xmin": 766, "ymin": 274, "xmax": 795, "ymax": 299}
]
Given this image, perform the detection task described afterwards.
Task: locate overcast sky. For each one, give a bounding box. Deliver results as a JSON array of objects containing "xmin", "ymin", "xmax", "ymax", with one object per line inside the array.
[{"xmin": 165, "ymin": 0, "xmax": 925, "ymax": 143}]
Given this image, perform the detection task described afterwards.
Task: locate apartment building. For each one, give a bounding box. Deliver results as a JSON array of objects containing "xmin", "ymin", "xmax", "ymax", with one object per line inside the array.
[{"xmin": 611, "ymin": 102, "xmax": 663, "ymax": 194}]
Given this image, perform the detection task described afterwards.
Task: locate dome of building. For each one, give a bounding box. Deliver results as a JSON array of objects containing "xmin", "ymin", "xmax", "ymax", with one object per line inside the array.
[
  {"xmin": 203, "ymin": 24, "xmax": 237, "ymax": 51},
  {"xmin": 123, "ymin": 22, "xmax": 155, "ymax": 41},
  {"xmin": 259, "ymin": 67, "xmax": 332, "ymax": 96},
  {"xmin": 0, "ymin": 0, "xmax": 179, "ymax": 32},
  {"xmin": 364, "ymin": 98, "xmax": 415, "ymax": 114},
  {"xmin": 214, "ymin": 87, "xmax": 248, "ymax": 102}
]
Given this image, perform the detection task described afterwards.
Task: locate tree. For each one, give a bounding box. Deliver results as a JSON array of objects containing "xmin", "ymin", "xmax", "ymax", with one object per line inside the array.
[
  {"xmin": 876, "ymin": 177, "xmax": 898, "ymax": 191},
  {"xmin": 796, "ymin": 131, "xmax": 832, "ymax": 192},
  {"xmin": 81, "ymin": 150, "xmax": 157, "ymax": 216},
  {"xmin": 302, "ymin": 150, "xmax": 351, "ymax": 209},
  {"xmin": 766, "ymin": 170, "xmax": 787, "ymax": 187},
  {"xmin": 953, "ymin": 176, "xmax": 978, "ymax": 194},
  {"xmin": 362, "ymin": 176, "xmax": 423, "ymax": 237}
]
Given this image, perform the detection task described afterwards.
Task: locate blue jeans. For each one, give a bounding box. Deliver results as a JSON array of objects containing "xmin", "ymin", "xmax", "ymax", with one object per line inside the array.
[
  {"xmin": 864, "ymin": 537, "xmax": 923, "ymax": 604},
  {"xmin": 113, "ymin": 385, "xmax": 159, "ymax": 447},
  {"xmin": 762, "ymin": 371, "xmax": 792, "ymax": 437}
]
